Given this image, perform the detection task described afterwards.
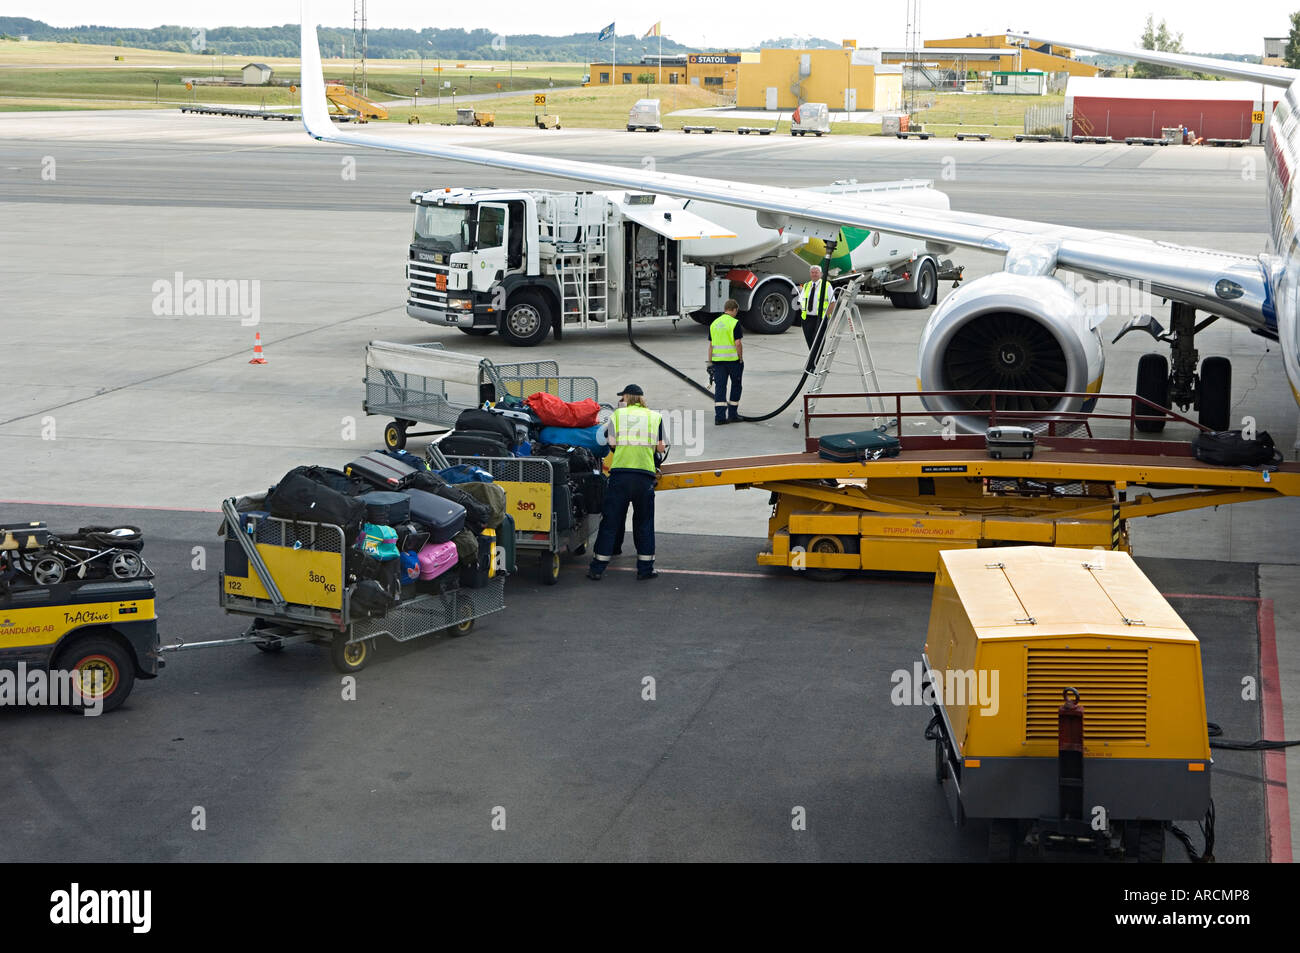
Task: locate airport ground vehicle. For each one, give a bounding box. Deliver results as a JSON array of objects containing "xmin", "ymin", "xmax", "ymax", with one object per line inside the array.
[
  {"xmin": 360, "ymin": 340, "xmax": 605, "ymax": 584},
  {"xmin": 627, "ymin": 99, "xmax": 662, "ymax": 131},
  {"xmin": 1, "ymin": 522, "xmax": 161, "ymax": 713},
  {"xmin": 922, "ymin": 546, "xmax": 1213, "ymax": 862},
  {"xmin": 790, "ymin": 102, "xmax": 830, "ymax": 136},
  {"xmin": 456, "ymin": 108, "xmax": 495, "ymax": 127},
  {"xmin": 209, "ymin": 500, "xmax": 506, "ymax": 674},
  {"xmin": 405, "ymin": 181, "xmax": 962, "ymax": 345}
]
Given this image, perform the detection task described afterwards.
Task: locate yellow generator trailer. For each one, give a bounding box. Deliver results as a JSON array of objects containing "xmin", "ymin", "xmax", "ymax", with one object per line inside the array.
[{"xmin": 922, "ymin": 546, "xmax": 1212, "ymax": 862}]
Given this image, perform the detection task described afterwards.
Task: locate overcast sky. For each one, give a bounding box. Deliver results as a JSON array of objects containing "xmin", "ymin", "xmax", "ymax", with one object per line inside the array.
[{"xmin": 22, "ymin": 1, "xmax": 1300, "ymax": 53}]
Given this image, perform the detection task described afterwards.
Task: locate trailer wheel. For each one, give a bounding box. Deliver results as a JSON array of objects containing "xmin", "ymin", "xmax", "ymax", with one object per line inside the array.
[
  {"xmin": 1135, "ymin": 353, "xmax": 1170, "ymax": 433},
  {"xmin": 934, "ymin": 737, "xmax": 948, "ymax": 782},
  {"xmin": 892, "ymin": 259, "xmax": 938, "ymax": 309},
  {"xmin": 538, "ymin": 552, "xmax": 561, "ymax": 586},
  {"xmin": 384, "ymin": 420, "xmax": 408, "ymax": 450},
  {"xmin": 742, "ymin": 286, "xmax": 794, "ymax": 334},
  {"xmin": 58, "ymin": 635, "xmax": 135, "ymax": 714},
  {"xmin": 1137, "ymin": 821, "xmax": 1166, "ymax": 863},
  {"xmin": 1197, "ymin": 356, "xmax": 1232, "ymax": 432},
  {"xmin": 790, "ymin": 533, "xmax": 859, "ymax": 582},
  {"xmin": 987, "ymin": 819, "xmax": 1020, "ymax": 863},
  {"xmin": 448, "ymin": 603, "xmax": 475, "ymax": 637},
  {"xmin": 500, "ymin": 291, "xmax": 552, "ymax": 347},
  {"xmin": 330, "ymin": 635, "xmax": 372, "ymax": 674}
]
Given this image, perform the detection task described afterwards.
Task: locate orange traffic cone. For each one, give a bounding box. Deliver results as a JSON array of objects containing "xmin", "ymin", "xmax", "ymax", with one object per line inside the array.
[{"xmin": 249, "ymin": 332, "xmax": 267, "ymax": 364}]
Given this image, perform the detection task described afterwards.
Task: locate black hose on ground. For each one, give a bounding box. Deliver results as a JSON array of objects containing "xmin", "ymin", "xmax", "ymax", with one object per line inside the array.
[
  {"xmin": 625, "ymin": 241, "xmax": 838, "ymax": 424},
  {"xmin": 1206, "ymin": 720, "xmax": 1300, "ymax": 750}
]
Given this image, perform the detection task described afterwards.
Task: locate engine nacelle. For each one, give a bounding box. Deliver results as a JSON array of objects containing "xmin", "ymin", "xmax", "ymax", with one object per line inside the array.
[{"xmin": 916, "ymin": 273, "xmax": 1106, "ymax": 433}]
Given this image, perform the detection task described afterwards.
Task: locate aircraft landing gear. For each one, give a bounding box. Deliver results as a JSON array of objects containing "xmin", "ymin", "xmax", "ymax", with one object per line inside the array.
[{"xmin": 1114, "ymin": 301, "xmax": 1230, "ymax": 432}]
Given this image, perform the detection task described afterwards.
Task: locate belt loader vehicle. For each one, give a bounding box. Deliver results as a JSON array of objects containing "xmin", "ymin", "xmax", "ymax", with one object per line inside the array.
[
  {"xmin": 923, "ymin": 546, "xmax": 1213, "ymax": 862},
  {"xmin": 405, "ymin": 181, "xmax": 963, "ymax": 346}
]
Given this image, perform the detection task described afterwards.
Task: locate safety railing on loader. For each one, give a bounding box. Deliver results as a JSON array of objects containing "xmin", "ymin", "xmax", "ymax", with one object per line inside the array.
[
  {"xmin": 363, "ymin": 340, "xmax": 598, "ymax": 449},
  {"xmin": 801, "ymin": 389, "xmax": 1213, "ymax": 456}
]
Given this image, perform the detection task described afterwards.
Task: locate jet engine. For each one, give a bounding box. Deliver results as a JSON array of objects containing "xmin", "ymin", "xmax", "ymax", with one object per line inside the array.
[{"xmin": 916, "ymin": 273, "xmax": 1106, "ymax": 433}]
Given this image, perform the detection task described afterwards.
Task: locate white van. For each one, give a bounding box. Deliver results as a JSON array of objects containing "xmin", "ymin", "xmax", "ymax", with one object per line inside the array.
[
  {"xmin": 627, "ymin": 99, "xmax": 662, "ymax": 132},
  {"xmin": 790, "ymin": 102, "xmax": 830, "ymax": 137}
]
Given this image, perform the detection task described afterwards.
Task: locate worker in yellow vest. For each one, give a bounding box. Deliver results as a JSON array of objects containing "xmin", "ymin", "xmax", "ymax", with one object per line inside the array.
[
  {"xmin": 800, "ymin": 265, "xmax": 835, "ymax": 370},
  {"xmin": 587, "ymin": 385, "xmax": 667, "ymax": 581},
  {"xmin": 707, "ymin": 299, "xmax": 744, "ymax": 424}
]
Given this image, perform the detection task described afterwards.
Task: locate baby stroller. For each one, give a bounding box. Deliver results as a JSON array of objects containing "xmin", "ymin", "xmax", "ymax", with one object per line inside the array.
[{"xmin": 13, "ymin": 525, "xmax": 148, "ymax": 586}]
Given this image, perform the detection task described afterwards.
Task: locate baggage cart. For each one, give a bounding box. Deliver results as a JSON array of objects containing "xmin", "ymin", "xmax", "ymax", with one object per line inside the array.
[
  {"xmin": 362, "ymin": 340, "xmax": 599, "ymax": 450},
  {"xmin": 437, "ymin": 452, "xmax": 598, "ymax": 586},
  {"xmin": 170, "ymin": 499, "xmax": 506, "ymax": 674}
]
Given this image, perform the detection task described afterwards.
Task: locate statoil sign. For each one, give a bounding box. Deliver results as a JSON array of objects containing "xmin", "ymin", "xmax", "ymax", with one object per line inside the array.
[{"xmin": 689, "ymin": 54, "xmax": 740, "ymax": 65}]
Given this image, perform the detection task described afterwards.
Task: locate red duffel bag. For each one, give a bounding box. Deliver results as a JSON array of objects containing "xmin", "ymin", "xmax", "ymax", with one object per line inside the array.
[{"xmin": 525, "ymin": 392, "xmax": 600, "ymax": 428}]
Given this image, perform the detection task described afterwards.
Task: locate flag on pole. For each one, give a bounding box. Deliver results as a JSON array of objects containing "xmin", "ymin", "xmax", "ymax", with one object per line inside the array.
[
  {"xmin": 598, "ymin": 22, "xmax": 615, "ymax": 41},
  {"xmin": 642, "ymin": 22, "xmax": 661, "ymax": 38}
]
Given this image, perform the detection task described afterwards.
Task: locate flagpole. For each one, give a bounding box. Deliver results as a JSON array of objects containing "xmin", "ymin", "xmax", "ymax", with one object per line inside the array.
[
  {"xmin": 658, "ymin": 28, "xmax": 662, "ymax": 85},
  {"xmin": 613, "ymin": 28, "xmax": 616, "ymax": 87}
]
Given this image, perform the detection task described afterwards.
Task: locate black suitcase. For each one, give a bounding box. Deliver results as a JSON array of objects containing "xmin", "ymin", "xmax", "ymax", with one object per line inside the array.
[
  {"xmin": 403, "ymin": 488, "xmax": 467, "ymax": 543},
  {"xmin": 985, "ymin": 426, "xmax": 1036, "ymax": 460},
  {"xmin": 541, "ymin": 455, "xmax": 570, "ymax": 487},
  {"xmin": 1191, "ymin": 429, "xmax": 1282, "ymax": 466},
  {"xmin": 818, "ymin": 430, "xmax": 901, "ymax": 462},
  {"xmin": 571, "ymin": 471, "xmax": 606, "ymax": 515},
  {"xmin": 455, "ymin": 409, "xmax": 518, "ymax": 447},
  {"xmin": 460, "ymin": 530, "xmax": 497, "ymax": 589},
  {"xmin": 268, "ymin": 472, "xmax": 366, "ymax": 540},
  {"xmin": 346, "ymin": 450, "xmax": 419, "ymax": 490},
  {"xmin": 553, "ymin": 484, "xmax": 574, "ymax": 532},
  {"xmin": 357, "ymin": 490, "xmax": 411, "ymax": 526},
  {"xmin": 379, "ymin": 448, "xmax": 434, "ymax": 473},
  {"xmin": 436, "ymin": 484, "xmax": 491, "ymax": 534},
  {"xmin": 439, "ymin": 432, "xmax": 512, "ymax": 458},
  {"xmin": 498, "ymin": 514, "xmax": 517, "ymax": 574}
]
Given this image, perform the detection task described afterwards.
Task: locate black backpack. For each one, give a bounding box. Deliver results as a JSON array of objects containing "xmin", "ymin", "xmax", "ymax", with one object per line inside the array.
[
  {"xmin": 1191, "ymin": 430, "xmax": 1283, "ymax": 467},
  {"xmin": 455, "ymin": 409, "xmax": 518, "ymax": 447}
]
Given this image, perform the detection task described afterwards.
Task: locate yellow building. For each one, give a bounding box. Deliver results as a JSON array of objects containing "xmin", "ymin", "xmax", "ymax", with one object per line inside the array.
[
  {"xmin": 907, "ymin": 33, "xmax": 1099, "ymax": 78},
  {"xmin": 736, "ymin": 47, "xmax": 902, "ymax": 111},
  {"xmin": 586, "ymin": 52, "xmax": 755, "ymax": 89}
]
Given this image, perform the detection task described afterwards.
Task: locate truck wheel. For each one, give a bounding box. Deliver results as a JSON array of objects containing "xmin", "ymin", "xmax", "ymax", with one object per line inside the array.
[
  {"xmin": 1197, "ymin": 356, "xmax": 1232, "ymax": 432},
  {"xmin": 689, "ymin": 310, "xmax": 713, "ymax": 326},
  {"xmin": 1137, "ymin": 821, "xmax": 1166, "ymax": 863},
  {"xmin": 500, "ymin": 292, "xmax": 552, "ymax": 347},
  {"xmin": 742, "ymin": 286, "xmax": 794, "ymax": 334},
  {"xmin": 330, "ymin": 635, "xmax": 372, "ymax": 674},
  {"xmin": 457, "ymin": 327, "xmax": 495, "ymax": 337},
  {"xmin": 790, "ymin": 533, "xmax": 859, "ymax": 582},
  {"xmin": 627, "ymin": 125, "xmax": 636, "ymax": 132},
  {"xmin": 893, "ymin": 259, "xmax": 938, "ymax": 309},
  {"xmin": 58, "ymin": 635, "xmax": 135, "ymax": 714},
  {"xmin": 1135, "ymin": 353, "xmax": 1169, "ymax": 433},
  {"xmin": 987, "ymin": 819, "xmax": 1020, "ymax": 863},
  {"xmin": 538, "ymin": 552, "xmax": 561, "ymax": 586},
  {"xmin": 384, "ymin": 420, "xmax": 407, "ymax": 450}
]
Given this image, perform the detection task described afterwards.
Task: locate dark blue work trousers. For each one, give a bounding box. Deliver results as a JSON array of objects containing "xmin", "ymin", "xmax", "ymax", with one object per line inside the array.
[
  {"xmin": 592, "ymin": 469, "xmax": 656, "ymax": 569},
  {"xmin": 713, "ymin": 361, "xmax": 743, "ymax": 422}
]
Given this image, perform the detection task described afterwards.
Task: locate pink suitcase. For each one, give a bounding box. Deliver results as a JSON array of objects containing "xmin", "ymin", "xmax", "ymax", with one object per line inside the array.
[{"xmin": 416, "ymin": 540, "xmax": 458, "ymax": 580}]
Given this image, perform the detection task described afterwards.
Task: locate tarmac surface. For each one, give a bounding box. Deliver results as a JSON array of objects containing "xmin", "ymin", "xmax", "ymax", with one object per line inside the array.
[{"xmin": 0, "ymin": 109, "xmax": 1295, "ymax": 861}]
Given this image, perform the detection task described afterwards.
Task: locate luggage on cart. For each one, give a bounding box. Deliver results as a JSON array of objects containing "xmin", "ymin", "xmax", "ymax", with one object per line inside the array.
[
  {"xmin": 380, "ymin": 448, "xmax": 436, "ymax": 473},
  {"xmin": 361, "ymin": 523, "xmax": 401, "ymax": 560},
  {"xmin": 526, "ymin": 392, "xmax": 600, "ymax": 428},
  {"xmin": 985, "ymin": 426, "xmax": 1036, "ymax": 460},
  {"xmin": 357, "ymin": 491, "xmax": 411, "ymax": 526},
  {"xmin": 416, "ymin": 540, "xmax": 459, "ymax": 580},
  {"xmin": 538, "ymin": 425, "xmax": 609, "ymax": 457},
  {"xmin": 818, "ymin": 430, "xmax": 901, "ymax": 462},
  {"xmin": 347, "ymin": 450, "xmax": 421, "ymax": 490},
  {"xmin": 460, "ymin": 481, "xmax": 507, "ymax": 529},
  {"xmin": 268, "ymin": 472, "xmax": 366, "ymax": 540},
  {"xmin": 350, "ymin": 579, "xmax": 395, "ymax": 618},
  {"xmin": 439, "ymin": 464, "xmax": 494, "ymax": 484},
  {"xmin": 461, "ymin": 529, "xmax": 498, "ymax": 589},
  {"xmin": 403, "ymin": 489, "xmax": 467, "ymax": 543},
  {"xmin": 393, "ymin": 521, "xmax": 430, "ymax": 552},
  {"xmin": 437, "ymin": 485, "xmax": 491, "ymax": 534},
  {"xmin": 455, "ymin": 409, "xmax": 519, "ymax": 447},
  {"xmin": 498, "ymin": 514, "xmax": 517, "ymax": 574},
  {"xmin": 280, "ymin": 464, "xmax": 366, "ymax": 497},
  {"xmin": 439, "ymin": 432, "xmax": 512, "ymax": 458},
  {"xmin": 571, "ymin": 470, "xmax": 606, "ymax": 516},
  {"xmin": 451, "ymin": 528, "xmax": 479, "ymax": 565}
]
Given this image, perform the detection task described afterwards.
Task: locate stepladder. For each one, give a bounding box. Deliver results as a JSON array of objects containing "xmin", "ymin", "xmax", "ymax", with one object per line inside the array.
[{"xmin": 793, "ymin": 273, "xmax": 890, "ymax": 429}]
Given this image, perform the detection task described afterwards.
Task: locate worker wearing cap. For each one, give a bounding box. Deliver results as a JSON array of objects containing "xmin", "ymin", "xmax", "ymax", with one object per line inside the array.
[
  {"xmin": 707, "ymin": 299, "xmax": 744, "ymax": 424},
  {"xmin": 588, "ymin": 384, "xmax": 666, "ymax": 581},
  {"xmin": 800, "ymin": 265, "xmax": 835, "ymax": 369}
]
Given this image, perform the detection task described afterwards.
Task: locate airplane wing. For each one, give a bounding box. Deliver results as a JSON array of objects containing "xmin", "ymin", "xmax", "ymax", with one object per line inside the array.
[
  {"xmin": 1021, "ymin": 35, "xmax": 1300, "ymax": 88},
  {"xmin": 298, "ymin": 8, "xmax": 1275, "ymax": 335}
]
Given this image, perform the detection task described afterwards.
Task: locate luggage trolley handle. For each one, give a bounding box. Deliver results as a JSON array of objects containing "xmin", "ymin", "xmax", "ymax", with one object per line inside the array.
[{"xmin": 222, "ymin": 498, "xmax": 287, "ymax": 610}]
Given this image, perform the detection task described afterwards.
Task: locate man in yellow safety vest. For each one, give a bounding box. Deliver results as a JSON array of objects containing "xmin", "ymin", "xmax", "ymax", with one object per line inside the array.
[
  {"xmin": 707, "ymin": 299, "xmax": 744, "ymax": 424},
  {"xmin": 800, "ymin": 265, "xmax": 834, "ymax": 369},
  {"xmin": 587, "ymin": 384, "xmax": 667, "ymax": 581}
]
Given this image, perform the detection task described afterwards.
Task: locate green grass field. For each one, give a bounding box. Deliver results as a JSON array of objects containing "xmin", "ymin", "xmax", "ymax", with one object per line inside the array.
[{"xmin": 910, "ymin": 92, "xmax": 1066, "ymax": 139}]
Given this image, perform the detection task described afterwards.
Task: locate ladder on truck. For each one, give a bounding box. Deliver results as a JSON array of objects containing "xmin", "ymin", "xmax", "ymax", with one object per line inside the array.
[
  {"xmin": 794, "ymin": 273, "xmax": 890, "ymax": 429},
  {"xmin": 547, "ymin": 194, "xmax": 609, "ymax": 329}
]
